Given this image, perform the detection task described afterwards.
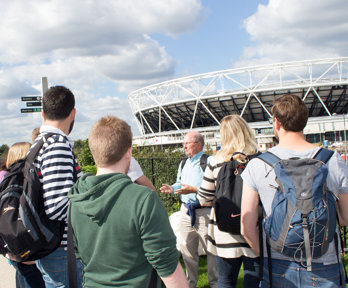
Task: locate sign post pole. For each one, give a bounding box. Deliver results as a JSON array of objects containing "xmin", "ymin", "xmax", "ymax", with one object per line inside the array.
[{"xmin": 20, "ymin": 77, "xmax": 47, "ymax": 114}]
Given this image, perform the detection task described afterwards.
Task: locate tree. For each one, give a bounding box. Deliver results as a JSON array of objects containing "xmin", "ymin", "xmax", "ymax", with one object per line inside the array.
[
  {"xmin": 0, "ymin": 144, "xmax": 9, "ymax": 160},
  {"xmin": 73, "ymin": 139, "xmax": 84, "ymax": 160},
  {"xmin": 78, "ymin": 139, "xmax": 95, "ymax": 166}
]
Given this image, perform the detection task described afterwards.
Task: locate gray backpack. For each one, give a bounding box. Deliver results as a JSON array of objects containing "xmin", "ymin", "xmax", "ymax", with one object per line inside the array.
[{"xmin": 258, "ymin": 148, "xmax": 336, "ymax": 271}]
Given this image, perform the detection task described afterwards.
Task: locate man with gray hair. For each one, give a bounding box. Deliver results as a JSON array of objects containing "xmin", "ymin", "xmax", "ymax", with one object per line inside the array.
[{"xmin": 160, "ymin": 131, "xmax": 218, "ymax": 288}]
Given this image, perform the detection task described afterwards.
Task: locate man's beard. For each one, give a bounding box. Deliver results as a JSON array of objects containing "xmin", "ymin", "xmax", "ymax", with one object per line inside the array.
[{"xmin": 68, "ymin": 120, "xmax": 75, "ymax": 134}]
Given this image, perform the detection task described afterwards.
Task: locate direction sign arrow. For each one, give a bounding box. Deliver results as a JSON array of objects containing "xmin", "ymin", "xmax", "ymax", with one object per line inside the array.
[
  {"xmin": 21, "ymin": 108, "xmax": 42, "ymax": 113},
  {"xmin": 26, "ymin": 101, "xmax": 42, "ymax": 107},
  {"xmin": 21, "ymin": 96, "xmax": 42, "ymax": 102}
]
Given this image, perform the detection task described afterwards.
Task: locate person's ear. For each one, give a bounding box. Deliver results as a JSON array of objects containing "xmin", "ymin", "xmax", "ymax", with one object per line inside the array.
[
  {"xmin": 126, "ymin": 147, "xmax": 132, "ymax": 159},
  {"xmin": 274, "ymin": 117, "xmax": 281, "ymax": 130},
  {"xmin": 70, "ymin": 108, "xmax": 76, "ymax": 120}
]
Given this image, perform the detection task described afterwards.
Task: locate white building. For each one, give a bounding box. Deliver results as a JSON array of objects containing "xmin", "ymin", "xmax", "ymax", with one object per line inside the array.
[{"xmin": 129, "ymin": 57, "xmax": 348, "ymax": 152}]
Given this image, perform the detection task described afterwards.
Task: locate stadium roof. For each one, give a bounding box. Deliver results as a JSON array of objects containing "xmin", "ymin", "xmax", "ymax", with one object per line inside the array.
[{"xmin": 128, "ymin": 57, "xmax": 348, "ymax": 136}]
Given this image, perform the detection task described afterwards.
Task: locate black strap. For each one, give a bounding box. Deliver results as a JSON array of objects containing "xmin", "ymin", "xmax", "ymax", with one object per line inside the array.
[
  {"xmin": 26, "ymin": 133, "xmax": 56, "ymax": 163},
  {"xmin": 148, "ymin": 268, "xmax": 160, "ymax": 288},
  {"xmin": 179, "ymin": 153, "xmax": 209, "ymax": 181},
  {"xmin": 258, "ymin": 220, "xmax": 264, "ymax": 281},
  {"xmin": 258, "ymin": 194, "xmax": 265, "ymax": 282},
  {"xmin": 199, "ymin": 153, "xmax": 209, "ymax": 172},
  {"xmin": 266, "ymin": 237, "xmax": 272, "ymax": 288},
  {"xmin": 68, "ymin": 206, "xmax": 77, "ymax": 288}
]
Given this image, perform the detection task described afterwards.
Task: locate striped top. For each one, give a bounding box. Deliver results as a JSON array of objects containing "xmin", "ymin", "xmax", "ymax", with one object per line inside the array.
[
  {"xmin": 197, "ymin": 156, "xmax": 258, "ymax": 258},
  {"xmin": 32, "ymin": 126, "xmax": 81, "ymax": 247}
]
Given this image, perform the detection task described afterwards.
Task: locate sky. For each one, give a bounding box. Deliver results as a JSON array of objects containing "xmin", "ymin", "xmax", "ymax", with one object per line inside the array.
[{"xmin": 1, "ymin": 0, "xmax": 348, "ymax": 146}]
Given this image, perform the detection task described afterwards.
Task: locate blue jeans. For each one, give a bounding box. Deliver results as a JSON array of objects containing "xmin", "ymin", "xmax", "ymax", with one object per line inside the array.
[
  {"xmin": 261, "ymin": 258, "xmax": 344, "ymax": 288},
  {"xmin": 216, "ymin": 255, "xmax": 260, "ymax": 288},
  {"xmin": 36, "ymin": 247, "xmax": 83, "ymax": 288},
  {"xmin": 10, "ymin": 261, "xmax": 45, "ymax": 288}
]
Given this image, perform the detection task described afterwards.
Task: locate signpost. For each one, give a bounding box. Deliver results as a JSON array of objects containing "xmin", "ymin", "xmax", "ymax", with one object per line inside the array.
[
  {"xmin": 26, "ymin": 102, "xmax": 42, "ymax": 107},
  {"xmin": 20, "ymin": 77, "xmax": 47, "ymax": 114},
  {"xmin": 21, "ymin": 108, "xmax": 42, "ymax": 113},
  {"xmin": 21, "ymin": 96, "xmax": 42, "ymax": 102}
]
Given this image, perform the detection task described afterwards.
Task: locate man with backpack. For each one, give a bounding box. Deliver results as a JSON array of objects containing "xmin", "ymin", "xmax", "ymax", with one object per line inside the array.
[
  {"xmin": 33, "ymin": 86, "xmax": 83, "ymax": 287},
  {"xmin": 241, "ymin": 94, "xmax": 348, "ymax": 287},
  {"xmin": 160, "ymin": 131, "xmax": 218, "ymax": 288}
]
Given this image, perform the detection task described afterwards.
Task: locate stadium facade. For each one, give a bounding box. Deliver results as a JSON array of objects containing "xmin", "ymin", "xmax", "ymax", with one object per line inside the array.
[{"xmin": 128, "ymin": 57, "xmax": 348, "ymax": 152}]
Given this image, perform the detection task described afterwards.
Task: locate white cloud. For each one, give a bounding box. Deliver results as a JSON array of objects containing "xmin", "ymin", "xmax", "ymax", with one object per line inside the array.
[
  {"xmin": 0, "ymin": 0, "xmax": 202, "ymax": 61},
  {"xmin": 237, "ymin": 0, "xmax": 348, "ymax": 67},
  {"xmin": 0, "ymin": 0, "xmax": 203, "ymax": 145}
]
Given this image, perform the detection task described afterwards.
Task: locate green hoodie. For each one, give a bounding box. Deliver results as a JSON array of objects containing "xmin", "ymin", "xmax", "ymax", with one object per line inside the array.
[{"xmin": 69, "ymin": 173, "xmax": 179, "ymax": 288}]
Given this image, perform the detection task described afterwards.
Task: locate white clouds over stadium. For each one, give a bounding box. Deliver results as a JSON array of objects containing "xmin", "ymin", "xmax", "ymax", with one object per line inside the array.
[{"xmin": 0, "ymin": 0, "xmax": 347, "ymax": 145}]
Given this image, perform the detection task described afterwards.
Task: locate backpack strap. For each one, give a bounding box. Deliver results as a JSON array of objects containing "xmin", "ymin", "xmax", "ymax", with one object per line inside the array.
[
  {"xmin": 313, "ymin": 147, "xmax": 334, "ymax": 164},
  {"xmin": 26, "ymin": 133, "xmax": 56, "ymax": 163},
  {"xmin": 178, "ymin": 158, "xmax": 187, "ymax": 182},
  {"xmin": 257, "ymin": 151, "xmax": 281, "ymax": 168},
  {"xmin": 200, "ymin": 154, "xmax": 209, "ymax": 172},
  {"xmin": 180, "ymin": 153, "xmax": 209, "ymax": 176},
  {"xmin": 68, "ymin": 206, "xmax": 77, "ymax": 288},
  {"xmin": 180, "ymin": 158, "xmax": 187, "ymax": 173}
]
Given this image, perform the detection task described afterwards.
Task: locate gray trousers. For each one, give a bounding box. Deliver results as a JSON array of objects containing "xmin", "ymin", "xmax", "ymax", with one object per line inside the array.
[{"xmin": 179, "ymin": 204, "xmax": 218, "ymax": 288}]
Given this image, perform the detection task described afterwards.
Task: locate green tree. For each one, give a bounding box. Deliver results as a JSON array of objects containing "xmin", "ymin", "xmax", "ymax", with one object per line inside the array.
[
  {"xmin": 73, "ymin": 139, "xmax": 84, "ymax": 160},
  {"xmin": 79, "ymin": 139, "xmax": 95, "ymax": 166},
  {"xmin": 0, "ymin": 144, "xmax": 9, "ymax": 160}
]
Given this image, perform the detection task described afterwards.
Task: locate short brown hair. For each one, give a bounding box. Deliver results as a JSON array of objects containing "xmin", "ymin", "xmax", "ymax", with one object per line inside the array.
[
  {"xmin": 89, "ymin": 116, "xmax": 132, "ymax": 167},
  {"xmin": 32, "ymin": 127, "xmax": 40, "ymax": 142},
  {"xmin": 272, "ymin": 94, "xmax": 309, "ymax": 132}
]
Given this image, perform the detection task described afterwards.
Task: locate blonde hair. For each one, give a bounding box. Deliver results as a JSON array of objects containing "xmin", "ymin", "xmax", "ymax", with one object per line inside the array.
[
  {"xmin": 6, "ymin": 142, "xmax": 32, "ymax": 168},
  {"xmin": 89, "ymin": 116, "xmax": 132, "ymax": 167},
  {"xmin": 216, "ymin": 115, "xmax": 258, "ymax": 162}
]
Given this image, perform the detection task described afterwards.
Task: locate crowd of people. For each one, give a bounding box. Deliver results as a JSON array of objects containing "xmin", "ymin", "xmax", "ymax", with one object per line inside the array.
[{"xmin": 0, "ymin": 86, "xmax": 347, "ymax": 288}]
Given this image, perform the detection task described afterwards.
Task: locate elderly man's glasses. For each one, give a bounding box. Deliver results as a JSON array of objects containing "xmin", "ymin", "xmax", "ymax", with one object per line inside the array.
[{"xmin": 183, "ymin": 141, "xmax": 198, "ymax": 146}]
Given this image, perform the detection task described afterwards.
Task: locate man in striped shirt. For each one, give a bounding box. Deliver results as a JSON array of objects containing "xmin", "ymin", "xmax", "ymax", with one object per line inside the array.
[{"xmin": 33, "ymin": 86, "xmax": 83, "ymax": 288}]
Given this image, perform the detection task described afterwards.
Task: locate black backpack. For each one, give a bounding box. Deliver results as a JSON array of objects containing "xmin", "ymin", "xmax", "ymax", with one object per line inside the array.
[
  {"xmin": 214, "ymin": 152, "xmax": 259, "ymax": 234},
  {"xmin": 0, "ymin": 134, "xmax": 65, "ymax": 262}
]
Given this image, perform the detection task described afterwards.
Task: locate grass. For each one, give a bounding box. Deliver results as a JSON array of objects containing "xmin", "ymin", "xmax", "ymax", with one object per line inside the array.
[{"xmin": 181, "ymin": 256, "xmax": 244, "ymax": 288}]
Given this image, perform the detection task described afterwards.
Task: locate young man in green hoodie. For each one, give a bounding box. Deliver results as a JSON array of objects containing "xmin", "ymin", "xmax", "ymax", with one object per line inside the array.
[{"xmin": 69, "ymin": 115, "xmax": 188, "ymax": 288}]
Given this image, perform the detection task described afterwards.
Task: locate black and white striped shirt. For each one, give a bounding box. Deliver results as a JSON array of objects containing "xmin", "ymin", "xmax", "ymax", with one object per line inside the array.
[{"xmin": 33, "ymin": 126, "xmax": 81, "ymax": 247}]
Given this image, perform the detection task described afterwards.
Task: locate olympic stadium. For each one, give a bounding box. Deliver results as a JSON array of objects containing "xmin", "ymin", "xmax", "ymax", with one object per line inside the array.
[{"xmin": 128, "ymin": 57, "xmax": 348, "ymax": 153}]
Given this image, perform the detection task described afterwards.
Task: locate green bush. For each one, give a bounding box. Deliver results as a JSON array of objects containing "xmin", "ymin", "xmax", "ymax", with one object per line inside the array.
[
  {"xmin": 76, "ymin": 142, "xmax": 212, "ymax": 215},
  {"xmin": 133, "ymin": 145, "xmax": 184, "ymax": 215},
  {"xmin": 81, "ymin": 165, "xmax": 97, "ymax": 174}
]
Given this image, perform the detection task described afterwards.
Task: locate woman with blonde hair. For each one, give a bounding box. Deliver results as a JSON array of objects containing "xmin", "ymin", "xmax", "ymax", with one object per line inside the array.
[
  {"xmin": 4, "ymin": 142, "xmax": 45, "ymax": 288},
  {"xmin": 197, "ymin": 114, "xmax": 260, "ymax": 288},
  {"xmin": 6, "ymin": 142, "xmax": 32, "ymax": 168}
]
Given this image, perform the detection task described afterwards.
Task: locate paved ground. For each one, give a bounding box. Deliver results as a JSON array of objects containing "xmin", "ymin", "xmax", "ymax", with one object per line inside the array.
[{"xmin": 0, "ymin": 256, "xmax": 15, "ymax": 288}]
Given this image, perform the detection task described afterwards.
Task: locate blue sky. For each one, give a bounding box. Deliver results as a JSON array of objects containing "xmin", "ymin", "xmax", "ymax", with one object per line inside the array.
[
  {"xmin": 154, "ymin": 0, "xmax": 265, "ymax": 75},
  {"xmin": 0, "ymin": 0, "xmax": 347, "ymax": 145}
]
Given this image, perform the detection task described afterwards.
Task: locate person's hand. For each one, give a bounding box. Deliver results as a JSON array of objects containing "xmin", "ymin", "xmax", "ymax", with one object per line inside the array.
[
  {"xmin": 160, "ymin": 184, "xmax": 173, "ymax": 194},
  {"xmin": 7, "ymin": 254, "xmax": 35, "ymax": 265},
  {"xmin": 175, "ymin": 184, "xmax": 197, "ymax": 195}
]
